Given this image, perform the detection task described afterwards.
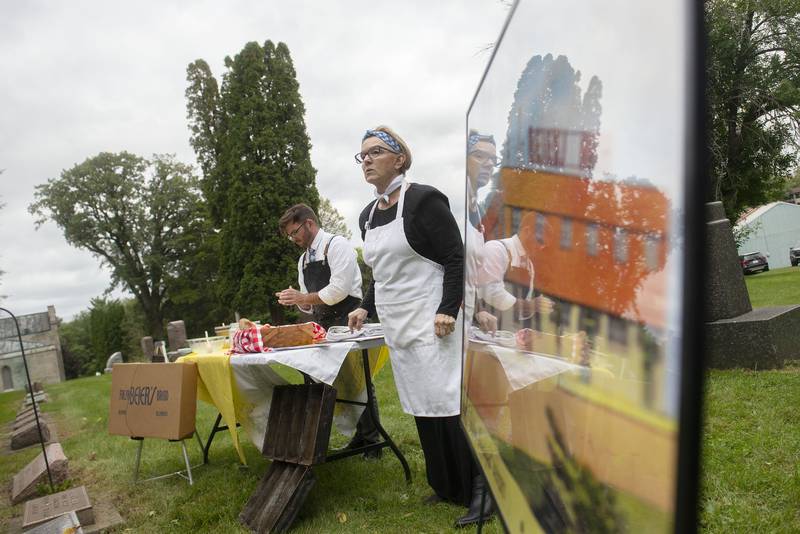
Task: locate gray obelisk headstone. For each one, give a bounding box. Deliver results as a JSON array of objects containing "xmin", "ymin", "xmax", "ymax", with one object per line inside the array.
[
  {"xmin": 705, "ymin": 201, "xmax": 800, "ymax": 368},
  {"xmin": 140, "ymin": 336, "xmax": 155, "ymax": 360},
  {"xmin": 167, "ymin": 320, "xmax": 188, "ymax": 350}
]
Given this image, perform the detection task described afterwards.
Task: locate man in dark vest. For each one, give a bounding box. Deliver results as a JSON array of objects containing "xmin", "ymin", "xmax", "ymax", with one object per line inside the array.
[{"xmin": 276, "ymin": 203, "xmax": 381, "ymax": 458}]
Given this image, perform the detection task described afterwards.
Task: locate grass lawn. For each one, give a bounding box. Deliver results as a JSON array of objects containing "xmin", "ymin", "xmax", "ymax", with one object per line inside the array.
[
  {"xmin": 743, "ymin": 266, "xmax": 800, "ymax": 308},
  {"xmin": 0, "ymin": 364, "xmax": 503, "ymax": 533},
  {"xmin": 700, "ymin": 265, "xmax": 800, "ymax": 533}
]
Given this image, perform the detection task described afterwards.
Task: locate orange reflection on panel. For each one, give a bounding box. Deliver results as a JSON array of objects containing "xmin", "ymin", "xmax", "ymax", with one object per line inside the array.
[{"xmin": 502, "ymin": 168, "xmax": 669, "ymax": 328}]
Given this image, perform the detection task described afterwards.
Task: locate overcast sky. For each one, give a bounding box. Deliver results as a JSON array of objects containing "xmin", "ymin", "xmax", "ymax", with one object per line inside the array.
[{"xmin": 0, "ymin": 0, "xmax": 509, "ymax": 321}]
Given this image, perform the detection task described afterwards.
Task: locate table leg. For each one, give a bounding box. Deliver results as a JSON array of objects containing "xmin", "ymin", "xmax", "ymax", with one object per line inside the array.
[
  {"xmin": 360, "ymin": 348, "xmax": 411, "ymax": 484},
  {"xmin": 203, "ymin": 413, "xmax": 223, "ymax": 464}
]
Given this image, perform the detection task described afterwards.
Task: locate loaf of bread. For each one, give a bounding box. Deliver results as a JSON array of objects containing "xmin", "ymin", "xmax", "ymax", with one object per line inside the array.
[{"xmin": 261, "ymin": 322, "xmax": 326, "ymax": 348}]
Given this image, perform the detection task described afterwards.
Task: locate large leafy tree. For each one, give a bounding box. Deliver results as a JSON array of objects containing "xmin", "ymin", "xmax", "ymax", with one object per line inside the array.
[
  {"xmin": 707, "ymin": 0, "xmax": 800, "ymax": 217},
  {"xmin": 186, "ymin": 40, "xmax": 319, "ymax": 323},
  {"xmin": 29, "ymin": 152, "xmax": 207, "ymax": 339}
]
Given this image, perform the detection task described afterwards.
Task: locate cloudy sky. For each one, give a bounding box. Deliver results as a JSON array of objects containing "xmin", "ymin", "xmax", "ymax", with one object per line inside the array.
[{"xmin": 0, "ymin": 1, "xmax": 509, "ymax": 320}]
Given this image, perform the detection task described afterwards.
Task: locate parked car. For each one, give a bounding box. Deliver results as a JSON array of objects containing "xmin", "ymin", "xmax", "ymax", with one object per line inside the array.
[
  {"xmin": 739, "ymin": 251, "xmax": 769, "ymax": 274},
  {"xmin": 790, "ymin": 243, "xmax": 800, "ymax": 266}
]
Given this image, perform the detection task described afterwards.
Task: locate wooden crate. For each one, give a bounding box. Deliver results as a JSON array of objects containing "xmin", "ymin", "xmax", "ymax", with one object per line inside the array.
[
  {"xmin": 239, "ymin": 461, "xmax": 316, "ymax": 534},
  {"xmin": 262, "ymin": 384, "xmax": 336, "ymax": 465}
]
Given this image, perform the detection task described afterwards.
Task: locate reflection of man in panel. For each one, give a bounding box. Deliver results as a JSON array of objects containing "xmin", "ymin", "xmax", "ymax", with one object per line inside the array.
[
  {"xmin": 276, "ymin": 203, "xmax": 382, "ymax": 458},
  {"xmin": 479, "ymin": 212, "xmax": 554, "ymax": 321}
]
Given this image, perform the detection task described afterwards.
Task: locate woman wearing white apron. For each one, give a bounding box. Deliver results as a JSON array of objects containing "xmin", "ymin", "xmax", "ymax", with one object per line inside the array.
[{"xmin": 348, "ymin": 126, "xmax": 489, "ymax": 527}]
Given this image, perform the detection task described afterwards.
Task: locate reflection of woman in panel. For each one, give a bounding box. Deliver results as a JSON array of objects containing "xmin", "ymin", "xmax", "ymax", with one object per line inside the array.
[
  {"xmin": 348, "ymin": 126, "xmax": 492, "ymax": 526},
  {"xmin": 466, "ymin": 132, "xmax": 497, "ymax": 333}
]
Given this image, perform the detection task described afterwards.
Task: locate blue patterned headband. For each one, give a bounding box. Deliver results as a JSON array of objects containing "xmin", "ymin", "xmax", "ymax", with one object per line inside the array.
[
  {"xmin": 468, "ymin": 133, "xmax": 496, "ymax": 150},
  {"xmin": 363, "ymin": 130, "xmax": 403, "ymax": 153}
]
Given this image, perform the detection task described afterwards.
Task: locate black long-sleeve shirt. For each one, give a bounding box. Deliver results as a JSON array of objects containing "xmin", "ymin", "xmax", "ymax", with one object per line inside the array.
[{"xmin": 358, "ymin": 183, "xmax": 464, "ymax": 318}]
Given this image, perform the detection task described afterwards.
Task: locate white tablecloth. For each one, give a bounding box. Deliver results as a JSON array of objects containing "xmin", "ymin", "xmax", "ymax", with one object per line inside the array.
[{"xmin": 231, "ymin": 341, "xmax": 383, "ymax": 451}]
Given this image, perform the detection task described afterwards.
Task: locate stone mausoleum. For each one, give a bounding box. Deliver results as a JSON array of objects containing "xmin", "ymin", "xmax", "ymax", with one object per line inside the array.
[{"xmin": 0, "ymin": 305, "xmax": 65, "ymax": 391}]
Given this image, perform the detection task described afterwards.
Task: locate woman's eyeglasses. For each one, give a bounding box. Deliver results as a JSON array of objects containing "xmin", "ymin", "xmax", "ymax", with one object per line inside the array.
[
  {"xmin": 355, "ymin": 146, "xmax": 398, "ymax": 164},
  {"xmin": 469, "ymin": 151, "xmax": 500, "ymax": 167}
]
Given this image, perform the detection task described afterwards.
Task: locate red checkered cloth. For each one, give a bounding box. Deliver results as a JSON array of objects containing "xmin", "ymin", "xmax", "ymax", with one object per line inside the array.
[
  {"xmin": 309, "ymin": 322, "xmax": 326, "ymax": 342},
  {"xmin": 230, "ymin": 326, "xmax": 273, "ymax": 355}
]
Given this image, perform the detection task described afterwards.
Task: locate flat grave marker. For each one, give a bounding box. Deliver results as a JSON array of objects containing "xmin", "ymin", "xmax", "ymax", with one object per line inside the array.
[
  {"xmin": 22, "ymin": 486, "xmax": 93, "ymax": 530},
  {"xmin": 11, "ymin": 442, "xmax": 68, "ymax": 504},
  {"xmin": 10, "ymin": 420, "xmax": 50, "ymax": 450},
  {"xmin": 21, "ymin": 511, "xmax": 82, "ymax": 534}
]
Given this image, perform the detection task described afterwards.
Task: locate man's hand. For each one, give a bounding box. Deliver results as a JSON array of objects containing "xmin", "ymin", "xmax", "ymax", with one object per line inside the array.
[
  {"xmin": 535, "ymin": 296, "xmax": 555, "ymax": 315},
  {"xmin": 434, "ymin": 314, "xmax": 456, "ymax": 338},
  {"xmin": 475, "ymin": 310, "xmax": 497, "ymax": 334},
  {"xmin": 515, "ymin": 296, "xmax": 556, "ymax": 318},
  {"xmin": 275, "ymin": 286, "xmax": 305, "ymax": 306},
  {"xmin": 348, "ymin": 308, "xmax": 369, "ymax": 332}
]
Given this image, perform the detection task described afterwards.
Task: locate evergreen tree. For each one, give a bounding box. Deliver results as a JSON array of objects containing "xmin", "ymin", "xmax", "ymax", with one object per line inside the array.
[{"xmin": 186, "ymin": 41, "xmax": 319, "ymax": 323}]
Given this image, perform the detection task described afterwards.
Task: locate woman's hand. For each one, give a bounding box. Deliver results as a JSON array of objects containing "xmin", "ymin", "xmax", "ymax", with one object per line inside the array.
[
  {"xmin": 348, "ymin": 308, "xmax": 369, "ymax": 332},
  {"xmin": 434, "ymin": 314, "xmax": 456, "ymax": 338}
]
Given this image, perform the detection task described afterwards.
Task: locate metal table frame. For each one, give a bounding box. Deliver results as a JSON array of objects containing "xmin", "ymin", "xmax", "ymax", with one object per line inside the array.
[{"xmin": 202, "ymin": 337, "xmax": 411, "ymax": 483}]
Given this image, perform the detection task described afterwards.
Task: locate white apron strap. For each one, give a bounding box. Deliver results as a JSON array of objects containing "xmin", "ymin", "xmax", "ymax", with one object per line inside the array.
[{"xmin": 366, "ymin": 179, "xmax": 408, "ymax": 230}]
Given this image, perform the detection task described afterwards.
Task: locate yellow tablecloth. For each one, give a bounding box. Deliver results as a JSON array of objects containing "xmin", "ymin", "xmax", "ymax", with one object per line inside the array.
[{"xmin": 178, "ymin": 344, "xmax": 389, "ymax": 464}]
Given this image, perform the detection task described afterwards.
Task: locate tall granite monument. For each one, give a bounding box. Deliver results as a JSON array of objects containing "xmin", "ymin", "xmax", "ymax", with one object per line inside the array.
[{"xmin": 705, "ymin": 201, "xmax": 800, "ymax": 368}]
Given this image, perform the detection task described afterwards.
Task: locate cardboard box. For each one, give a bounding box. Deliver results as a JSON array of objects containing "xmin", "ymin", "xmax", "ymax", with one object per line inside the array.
[{"xmin": 109, "ymin": 362, "xmax": 197, "ymax": 440}]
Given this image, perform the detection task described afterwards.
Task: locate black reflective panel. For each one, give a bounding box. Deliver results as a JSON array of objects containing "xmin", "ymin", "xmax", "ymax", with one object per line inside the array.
[{"xmin": 461, "ymin": 1, "xmax": 703, "ymax": 532}]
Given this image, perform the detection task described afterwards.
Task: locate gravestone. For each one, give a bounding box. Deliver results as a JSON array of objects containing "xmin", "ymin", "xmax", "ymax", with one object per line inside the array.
[
  {"xmin": 11, "ymin": 442, "xmax": 69, "ymax": 504},
  {"xmin": 11, "ymin": 420, "xmax": 50, "ymax": 450},
  {"xmin": 167, "ymin": 321, "xmax": 188, "ymax": 350},
  {"xmin": 22, "ymin": 511, "xmax": 82, "ymax": 534},
  {"xmin": 705, "ymin": 201, "xmax": 800, "ymax": 368},
  {"xmin": 17, "ymin": 405, "xmax": 36, "ymax": 418},
  {"xmin": 24, "ymin": 393, "xmax": 48, "ymax": 407},
  {"xmin": 22, "ymin": 486, "xmax": 93, "ymax": 530},
  {"xmin": 13, "ymin": 411, "xmax": 44, "ymax": 431},
  {"xmin": 140, "ymin": 336, "xmax": 155, "ymax": 360},
  {"xmin": 25, "ymin": 382, "xmax": 43, "ymax": 394}
]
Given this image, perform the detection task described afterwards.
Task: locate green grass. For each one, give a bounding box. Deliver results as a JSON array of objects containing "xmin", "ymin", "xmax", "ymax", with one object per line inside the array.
[
  {"xmin": 700, "ymin": 265, "xmax": 800, "ymax": 533},
  {"xmin": 0, "ymin": 366, "xmax": 503, "ymax": 533},
  {"xmin": 744, "ymin": 266, "xmax": 800, "ymax": 308}
]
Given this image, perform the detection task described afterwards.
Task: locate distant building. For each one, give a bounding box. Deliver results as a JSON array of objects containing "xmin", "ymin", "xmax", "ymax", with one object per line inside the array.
[
  {"xmin": 0, "ymin": 305, "xmax": 66, "ymax": 391},
  {"xmin": 736, "ymin": 201, "xmax": 800, "ymax": 269}
]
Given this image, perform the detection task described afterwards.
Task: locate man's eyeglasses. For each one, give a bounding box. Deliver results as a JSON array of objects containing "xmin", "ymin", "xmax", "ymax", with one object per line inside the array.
[
  {"xmin": 355, "ymin": 146, "xmax": 398, "ymax": 164},
  {"xmin": 286, "ymin": 220, "xmax": 307, "ymax": 241}
]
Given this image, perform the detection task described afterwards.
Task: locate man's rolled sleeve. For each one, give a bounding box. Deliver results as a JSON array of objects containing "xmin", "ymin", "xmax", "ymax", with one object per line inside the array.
[{"xmin": 478, "ymin": 240, "xmax": 516, "ymax": 310}]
